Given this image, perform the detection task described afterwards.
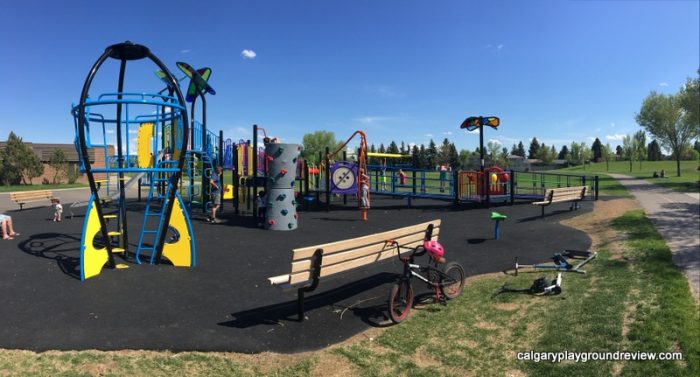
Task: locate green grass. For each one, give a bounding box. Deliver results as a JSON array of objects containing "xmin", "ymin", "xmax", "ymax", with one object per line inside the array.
[
  {"xmin": 587, "ymin": 173, "xmax": 631, "ymax": 197},
  {"xmin": 0, "ymin": 183, "xmax": 87, "ymax": 193},
  {"xmin": 0, "ymin": 209, "xmax": 697, "ymax": 375},
  {"xmin": 337, "ymin": 210, "xmax": 699, "ymax": 376},
  {"xmin": 561, "ymin": 160, "xmax": 700, "ymax": 193}
]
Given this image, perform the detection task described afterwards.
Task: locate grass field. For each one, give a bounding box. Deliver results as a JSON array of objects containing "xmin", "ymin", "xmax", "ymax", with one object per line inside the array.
[
  {"xmin": 0, "ymin": 183, "xmax": 87, "ymax": 193},
  {"xmin": 561, "ymin": 160, "xmax": 699, "ymax": 193},
  {"xmin": 1, "ymin": 204, "xmax": 697, "ymax": 376}
]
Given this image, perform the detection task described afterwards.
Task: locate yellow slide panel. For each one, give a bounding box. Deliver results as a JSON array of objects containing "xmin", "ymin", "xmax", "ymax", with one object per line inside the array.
[{"xmin": 137, "ymin": 123, "xmax": 154, "ymax": 168}]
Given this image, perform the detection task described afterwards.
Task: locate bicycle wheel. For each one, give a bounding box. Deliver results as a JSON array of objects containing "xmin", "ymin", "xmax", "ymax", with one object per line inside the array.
[
  {"xmin": 440, "ymin": 261, "xmax": 465, "ymax": 300},
  {"xmin": 388, "ymin": 279, "xmax": 413, "ymax": 324}
]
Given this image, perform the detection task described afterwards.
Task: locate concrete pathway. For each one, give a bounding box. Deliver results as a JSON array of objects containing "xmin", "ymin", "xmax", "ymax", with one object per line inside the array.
[{"xmin": 608, "ymin": 174, "xmax": 700, "ymax": 299}]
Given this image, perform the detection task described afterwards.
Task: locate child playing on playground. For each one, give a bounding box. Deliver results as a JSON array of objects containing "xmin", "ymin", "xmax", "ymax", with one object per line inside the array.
[
  {"xmin": 0, "ymin": 214, "xmax": 20, "ymax": 240},
  {"xmin": 256, "ymin": 190, "xmax": 267, "ymax": 227},
  {"xmin": 380, "ymin": 158, "xmax": 387, "ymax": 190},
  {"xmin": 360, "ymin": 173, "xmax": 370, "ymax": 209},
  {"xmin": 208, "ymin": 166, "xmax": 223, "ymax": 223},
  {"xmin": 399, "ymin": 169, "xmax": 407, "ymax": 186},
  {"xmin": 51, "ymin": 198, "xmax": 63, "ymax": 222}
]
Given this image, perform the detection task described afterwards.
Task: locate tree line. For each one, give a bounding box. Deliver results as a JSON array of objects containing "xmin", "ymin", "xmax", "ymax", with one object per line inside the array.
[
  {"xmin": 301, "ymin": 71, "xmax": 698, "ymax": 175},
  {"xmin": 0, "ymin": 132, "xmax": 79, "ymax": 185},
  {"xmin": 301, "ymin": 130, "xmax": 699, "ymax": 173}
]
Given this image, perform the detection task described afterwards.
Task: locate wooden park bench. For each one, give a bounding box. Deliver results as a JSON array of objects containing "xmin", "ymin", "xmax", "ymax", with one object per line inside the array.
[
  {"xmin": 10, "ymin": 190, "xmax": 54, "ymax": 210},
  {"xmin": 533, "ymin": 186, "xmax": 587, "ymax": 218},
  {"xmin": 268, "ymin": 219, "xmax": 442, "ymax": 321}
]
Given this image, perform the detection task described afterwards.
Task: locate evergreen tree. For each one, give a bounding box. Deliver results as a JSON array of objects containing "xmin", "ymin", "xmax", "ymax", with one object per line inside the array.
[
  {"xmin": 400, "ymin": 141, "xmax": 406, "ymax": 154},
  {"xmin": 411, "ymin": 145, "xmax": 420, "ymax": 168},
  {"xmin": 516, "ymin": 141, "xmax": 526, "ymax": 157},
  {"xmin": 438, "ymin": 138, "xmax": 453, "ymax": 165},
  {"xmin": 0, "ymin": 132, "xmax": 43, "ymax": 185},
  {"xmin": 370, "ymin": 143, "xmax": 376, "ymax": 153},
  {"xmin": 419, "ymin": 144, "xmax": 428, "ymax": 169},
  {"xmin": 591, "ymin": 137, "xmax": 603, "ymax": 162},
  {"xmin": 528, "ymin": 138, "xmax": 540, "ymax": 159},
  {"xmin": 448, "ymin": 143, "xmax": 460, "ymax": 168},
  {"xmin": 647, "ymin": 140, "xmax": 662, "ymax": 161},
  {"xmin": 388, "ymin": 141, "xmax": 399, "ymax": 154},
  {"xmin": 426, "ymin": 139, "xmax": 438, "ymax": 168},
  {"xmin": 510, "ymin": 144, "xmax": 518, "ymax": 156},
  {"xmin": 616, "ymin": 145, "xmax": 623, "ymax": 157},
  {"xmin": 379, "ymin": 143, "xmax": 386, "ymax": 153},
  {"xmin": 558, "ymin": 145, "xmax": 569, "ymax": 160}
]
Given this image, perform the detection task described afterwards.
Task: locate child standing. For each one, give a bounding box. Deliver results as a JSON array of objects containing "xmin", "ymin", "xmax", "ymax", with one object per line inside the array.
[
  {"xmin": 398, "ymin": 169, "xmax": 407, "ymax": 186},
  {"xmin": 256, "ymin": 190, "xmax": 267, "ymax": 227},
  {"xmin": 52, "ymin": 198, "xmax": 63, "ymax": 222},
  {"xmin": 360, "ymin": 173, "xmax": 370, "ymax": 209}
]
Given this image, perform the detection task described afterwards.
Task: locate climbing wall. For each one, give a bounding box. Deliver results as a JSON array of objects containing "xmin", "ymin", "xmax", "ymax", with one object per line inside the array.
[{"xmin": 264, "ymin": 143, "xmax": 301, "ymax": 231}]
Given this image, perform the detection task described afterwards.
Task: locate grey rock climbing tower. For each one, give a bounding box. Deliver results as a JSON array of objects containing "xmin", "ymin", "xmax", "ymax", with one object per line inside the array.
[{"xmin": 264, "ymin": 143, "xmax": 301, "ymax": 230}]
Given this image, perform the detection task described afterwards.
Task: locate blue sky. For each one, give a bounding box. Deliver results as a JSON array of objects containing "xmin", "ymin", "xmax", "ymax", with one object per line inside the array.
[{"xmin": 1, "ymin": 0, "xmax": 698, "ymax": 153}]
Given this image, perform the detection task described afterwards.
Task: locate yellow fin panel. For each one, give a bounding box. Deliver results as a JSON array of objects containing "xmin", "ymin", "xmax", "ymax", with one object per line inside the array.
[
  {"xmin": 81, "ymin": 202, "xmax": 109, "ymax": 280},
  {"xmin": 162, "ymin": 196, "xmax": 193, "ymax": 267}
]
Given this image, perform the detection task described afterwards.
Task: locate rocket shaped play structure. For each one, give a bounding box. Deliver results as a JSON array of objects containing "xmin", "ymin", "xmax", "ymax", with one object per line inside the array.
[{"xmin": 264, "ymin": 143, "xmax": 302, "ymax": 231}]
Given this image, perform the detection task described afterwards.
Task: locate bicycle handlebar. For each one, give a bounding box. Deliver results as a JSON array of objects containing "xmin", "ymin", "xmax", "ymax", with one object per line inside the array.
[{"xmin": 385, "ymin": 239, "xmax": 426, "ymax": 260}]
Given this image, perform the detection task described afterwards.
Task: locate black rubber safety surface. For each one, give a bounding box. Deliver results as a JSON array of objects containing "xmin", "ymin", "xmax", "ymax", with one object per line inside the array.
[{"xmin": 0, "ymin": 196, "xmax": 591, "ymax": 352}]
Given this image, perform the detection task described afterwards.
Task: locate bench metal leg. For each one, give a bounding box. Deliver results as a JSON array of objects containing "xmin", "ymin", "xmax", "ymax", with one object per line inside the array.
[{"xmin": 541, "ymin": 205, "xmax": 545, "ymax": 218}]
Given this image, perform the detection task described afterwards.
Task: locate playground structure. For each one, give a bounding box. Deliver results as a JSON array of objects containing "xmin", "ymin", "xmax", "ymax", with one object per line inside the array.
[
  {"xmin": 263, "ymin": 143, "xmax": 302, "ymax": 230},
  {"xmin": 72, "ymin": 42, "xmax": 196, "ymax": 281},
  {"xmin": 175, "ymin": 61, "xmax": 221, "ymax": 214}
]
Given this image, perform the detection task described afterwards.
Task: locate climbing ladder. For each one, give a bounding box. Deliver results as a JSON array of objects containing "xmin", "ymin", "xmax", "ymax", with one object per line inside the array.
[
  {"xmin": 184, "ymin": 150, "xmax": 214, "ymax": 213},
  {"xmin": 136, "ymin": 162, "xmax": 172, "ymax": 264}
]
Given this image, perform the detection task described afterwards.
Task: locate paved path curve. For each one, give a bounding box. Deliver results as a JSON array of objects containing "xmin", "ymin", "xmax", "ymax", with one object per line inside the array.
[{"xmin": 608, "ymin": 174, "xmax": 700, "ymax": 299}]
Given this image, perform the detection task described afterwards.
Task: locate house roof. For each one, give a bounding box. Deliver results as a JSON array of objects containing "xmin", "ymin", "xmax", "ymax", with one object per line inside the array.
[{"xmin": 0, "ymin": 142, "xmax": 114, "ymax": 163}]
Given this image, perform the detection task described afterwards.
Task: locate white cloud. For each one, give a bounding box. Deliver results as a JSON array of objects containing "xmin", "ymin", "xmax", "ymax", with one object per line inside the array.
[
  {"xmin": 425, "ymin": 133, "xmax": 434, "ymax": 137},
  {"xmin": 180, "ymin": 49, "xmax": 191, "ymax": 54},
  {"xmin": 487, "ymin": 139, "xmax": 501, "ymax": 145},
  {"xmin": 587, "ymin": 137, "xmax": 596, "ymax": 141},
  {"xmin": 610, "ymin": 122, "xmax": 616, "ymax": 128},
  {"xmin": 354, "ymin": 116, "xmax": 394, "ymax": 124},
  {"xmin": 241, "ymin": 49, "xmax": 257, "ymax": 59},
  {"xmin": 465, "ymin": 129, "xmax": 480, "ymax": 134},
  {"xmin": 442, "ymin": 131, "xmax": 453, "ymax": 135},
  {"xmin": 408, "ymin": 142, "xmax": 416, "ymax": 148},
  {"xmin": 659, "ymin": 82, "xmax": 669, "ymax": 87},
  {"xmin": 486, "ymin": 43, "xmax": 505, "ymax": 52},
  {"xmin": 606, "ymin": 134, "xmax": 626, "ymax": 141}
]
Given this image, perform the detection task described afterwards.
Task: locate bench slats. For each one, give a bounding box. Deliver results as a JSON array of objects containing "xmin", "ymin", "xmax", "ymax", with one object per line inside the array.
[
  {"xmin": 533, "ymin": 186, "xmax": 586, "ymax": 206},
  {"xmin": 291, "ymin": 219, "xmax": 441, "ymax": 260},
  {"xmin": 270, "ymin": 219, "xmax": 441, "ymax": 287},
  {"xmin": 289, "ymin": 228, "xmax": 440, "ymax": 274},
  {"xmin": 287, "ymin": 238, "xmax": 430, "ymax": 285},
  {"xmin": 10, "ymin": 191, "xmax": 53, "ymax": 200}
]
